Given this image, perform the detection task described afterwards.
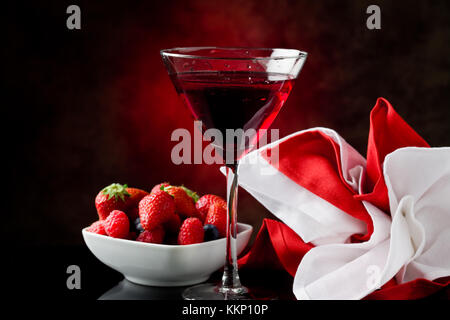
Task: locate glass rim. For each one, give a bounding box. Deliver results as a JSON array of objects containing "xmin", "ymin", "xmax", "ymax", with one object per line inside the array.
[{"xmin": 160, "ymin": 46, "xmax": 308, "ymax": 61}]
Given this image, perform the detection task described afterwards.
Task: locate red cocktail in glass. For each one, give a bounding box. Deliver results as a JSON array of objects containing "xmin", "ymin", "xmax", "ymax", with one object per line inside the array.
[{"xmin": 161, "ymin": 47, "xmax": 307, "ymax": 299}]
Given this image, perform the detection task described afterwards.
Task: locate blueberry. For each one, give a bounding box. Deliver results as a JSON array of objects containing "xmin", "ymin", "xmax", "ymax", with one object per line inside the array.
[
  {"xmin": 203, "ymin": 224, "xmax": 220, "ymax": 242},
  {"xmin": 131, "ymin": 217, "xmax": 144, "ymax": 234}
]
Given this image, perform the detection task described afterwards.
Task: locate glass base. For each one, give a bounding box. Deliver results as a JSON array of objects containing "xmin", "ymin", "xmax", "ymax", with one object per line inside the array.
[{"xmin": 182, "ymin": 282, "xmax": 276, "ymax": 300}]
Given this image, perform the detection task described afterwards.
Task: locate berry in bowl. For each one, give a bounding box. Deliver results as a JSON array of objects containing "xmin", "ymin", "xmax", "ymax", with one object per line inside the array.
[{"xmin": 82, "ymin": 183, "xmax": 253, "ymax": 286}]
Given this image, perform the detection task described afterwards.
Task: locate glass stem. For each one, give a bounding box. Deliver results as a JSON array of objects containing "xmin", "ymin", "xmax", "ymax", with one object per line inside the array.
[{"xmin": 220, "ymin": 162, "xmax": 246, "ymax": 294}]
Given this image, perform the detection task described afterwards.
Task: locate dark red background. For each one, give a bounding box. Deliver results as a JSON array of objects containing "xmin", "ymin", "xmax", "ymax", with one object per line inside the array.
[{"xmin": 5, "ymin": 0, "xmax": 450, "ymax": 245}]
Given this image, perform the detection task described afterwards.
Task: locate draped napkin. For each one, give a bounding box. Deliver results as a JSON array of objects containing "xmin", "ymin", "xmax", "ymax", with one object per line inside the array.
[{"xmin": 236, "ymin": 98, "xmax": 450, "ymax": 299}]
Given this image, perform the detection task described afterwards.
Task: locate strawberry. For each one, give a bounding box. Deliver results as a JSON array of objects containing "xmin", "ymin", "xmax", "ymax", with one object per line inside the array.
[
  {"xmin": 164, "ymin": 213, "xmax": 181, "ymax": 234},
  {"xmin": 163, "ymin": 186, "xmax": 199, "ymax": 219},
  {"xmin": 136, "ymin": 227, "xmax": 165, "ymax": 244},
  {"xmin": 205, "ymin": 202, "xmax": 228, "ymax": 237},
  {"xmin": 150, "ymin": 182, "xmax": 170, "ymax": 194},
  {"xmin": 124, "ymin": 187, "xmax": 149, "ymax": 220},
  {"xmin": 87, "ymin": 220, "xmax": 107, "ymax": 235},
  {"xmin": 95, "ymin": 183, "xmax": 131, "ymax": 220},
  {"xmin": 178, "ymin": 217, "xmax": 204, "ymax": 245},
  {"xmin": 195, "ymin": 194, "xmax": 226, "ymax": 222},
  {"xmin": 138, "ymin": 190, "xmax": 175, "ymax": 231},
  {"xmin": 104, "ymin": 210, "xmax": 130, "ymax": 239}
]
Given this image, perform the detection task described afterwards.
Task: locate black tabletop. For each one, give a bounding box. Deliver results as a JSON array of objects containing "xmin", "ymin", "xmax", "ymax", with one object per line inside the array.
[
  {"xmin": 5, "ymin": 245, "xmax": 448, "ymax": 302},
  {"xmin": 4, "ymin": 245, "xmax": 295, "ymax": 300}
]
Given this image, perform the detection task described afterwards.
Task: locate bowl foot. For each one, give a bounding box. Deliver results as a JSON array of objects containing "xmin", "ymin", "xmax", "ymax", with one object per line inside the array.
[{"xmin": 125, "ymin": 275, "xmax": 210, "ymax": 287}]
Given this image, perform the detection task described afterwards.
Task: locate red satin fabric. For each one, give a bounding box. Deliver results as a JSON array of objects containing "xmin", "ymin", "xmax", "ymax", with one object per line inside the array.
[
  {"xmin": 239, "ymin": 219, "xmax": 312, "ymax": 276},
  {"xmin": 261, "ymin": 127, "xmax": 373, "ymax": 242},
  {"xmin": 238, "ymin": 98, "xmax": 449, "ymax": 299},
  {"xmin": 355, "ymin": 98, "xmax": 429, "ymax": 213}
]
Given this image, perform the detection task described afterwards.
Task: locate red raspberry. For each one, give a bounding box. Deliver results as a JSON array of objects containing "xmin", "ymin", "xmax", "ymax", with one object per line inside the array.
[
  {"xmin": 164, "ymin": 213, "xmax": 181, "ymax": 234},
  {"xmin": 205, "ymin": 202, "xmax": 228, "ymax": 237},
  {"xmin": 136, "ymin": 227, "xmax": 165, "ymax": 244},
  {"xmin": 87, "ymin": 220, "xmax": 107, "ymax": 235},
  {"xmin": 178, "ymin": 217, "xmax": 204, "ymax": 245},
  {"xmin": 195, "ymin": 194, "xmax": 226, "ymax": 222},
  {"xmin": 138, "ymin": 190, "xmax": 175, "ymax": 231},
  {"xmin": 104, "ymin": 210, "xmax": 130, "ymax": 239}
]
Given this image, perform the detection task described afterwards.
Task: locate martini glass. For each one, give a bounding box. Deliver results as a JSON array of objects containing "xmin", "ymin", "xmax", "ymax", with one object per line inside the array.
[{"xmin": 161, "ymin": 47, "xmax": 307, "ymax": 300}]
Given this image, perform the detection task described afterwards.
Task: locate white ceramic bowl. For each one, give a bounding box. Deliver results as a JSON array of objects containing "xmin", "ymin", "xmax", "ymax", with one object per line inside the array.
[{"xmin": 82, "ymin": 223, "xmax": 252, "ymax": 287}]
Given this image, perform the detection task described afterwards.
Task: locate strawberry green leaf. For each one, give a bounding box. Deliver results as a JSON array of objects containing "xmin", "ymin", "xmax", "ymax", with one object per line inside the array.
[
  {"xmin": 101, "ymin": 183, "xmax": 131, "ymax": 202},
  {"xmin": 180, "ymin": 185, "xmax": 200, "ymax": 203},
  {"xmin": 161, "ymin": 185, "xmax": 175, "ymax": 198}
]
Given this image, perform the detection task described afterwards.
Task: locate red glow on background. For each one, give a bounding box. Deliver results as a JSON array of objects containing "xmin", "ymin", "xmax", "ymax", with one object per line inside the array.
[
  {"xmin": 9, "ymin": 0, "xmax": 449, "ymax": 245},
  {"xmin": 112, "ymin": 0, "xmax": 314, "ymax": 201}
]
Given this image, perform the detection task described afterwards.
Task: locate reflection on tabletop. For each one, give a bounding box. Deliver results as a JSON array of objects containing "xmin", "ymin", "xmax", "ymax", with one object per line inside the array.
[
  {"xmin": 99, "ymin": 279, "xmax": 188, "ymax": 300},
  {"xmin": 98, "ymin": 270, "xmax": 295, "ymax": 300}
]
